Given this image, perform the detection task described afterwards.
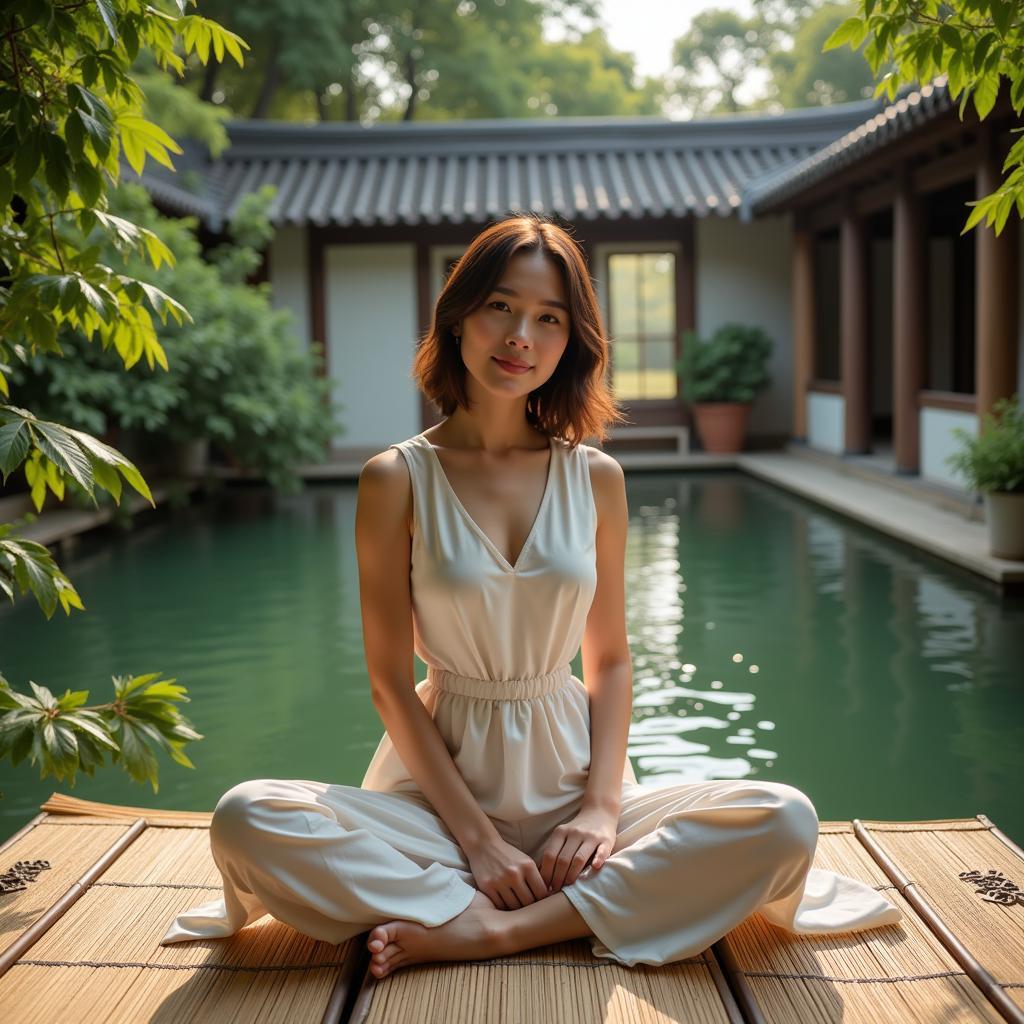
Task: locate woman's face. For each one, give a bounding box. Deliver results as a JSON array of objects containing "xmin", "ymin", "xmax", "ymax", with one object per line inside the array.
[{"xmin": 456, "ymin": 249, "xmax": 571, "ymax": 397}]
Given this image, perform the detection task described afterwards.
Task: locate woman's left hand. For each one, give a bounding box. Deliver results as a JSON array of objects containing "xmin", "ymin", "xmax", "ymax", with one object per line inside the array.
[{"xmin": 537, "ymin": 805, "xmax": 619, "ymax": 892}]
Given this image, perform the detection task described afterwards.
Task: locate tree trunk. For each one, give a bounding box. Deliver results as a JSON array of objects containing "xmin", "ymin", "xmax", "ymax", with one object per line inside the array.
[
  {"xmin": 199, "ymin": 59, "xmax": 219, "ymax": 103},
  {"xmin": 251, "ymin": 37, "xmax": 282, "ymax": 119},
  {"xmin": 402, "ymin": 51, "xmax": 417, "ymax": 121},
  {"xmin": 345, "ymin": 64, "xmax": 359, "ymax": 121},
  {"xmin": 316, "ymin": 88, "xmax": 330, "ymax": 121}
]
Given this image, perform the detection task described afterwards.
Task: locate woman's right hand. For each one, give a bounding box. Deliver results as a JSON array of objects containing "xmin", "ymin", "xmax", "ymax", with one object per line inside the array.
[{"xmin": 464, "ymin": 835, "xmax": 551, "ymax": 910}]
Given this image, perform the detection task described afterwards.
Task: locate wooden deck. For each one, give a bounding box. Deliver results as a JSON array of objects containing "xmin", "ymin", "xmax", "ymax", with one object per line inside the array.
[{"xmin": 1, "ymin": 794, "xmax": 1022, "ymax": 1023}]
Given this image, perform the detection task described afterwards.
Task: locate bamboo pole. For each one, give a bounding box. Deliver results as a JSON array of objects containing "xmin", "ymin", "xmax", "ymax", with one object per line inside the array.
[{"xmin": 712, "ymin": 935, "xmax": 767, "ymax": 1024}]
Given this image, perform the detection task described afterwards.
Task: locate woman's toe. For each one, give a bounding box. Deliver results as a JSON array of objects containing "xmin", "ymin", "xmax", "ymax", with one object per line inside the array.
[
  {"xmin": 367, "ymin": 923, "xmax": 396, "ymax": 952},
  {"xmin": 373, "ymin": 941, "xmax": 402, "ymax": 964},
  {"xmin": 380, "ymin": 952, "xmax": 410, "ymax": 977}
]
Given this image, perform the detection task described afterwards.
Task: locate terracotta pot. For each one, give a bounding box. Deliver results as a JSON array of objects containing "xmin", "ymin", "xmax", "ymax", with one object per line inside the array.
[
  {"xmin": 983, "ymin": 491, "xmax": 1024, "ymax": 560},
  {"xmin": 691, "ymin": 402, "xmax": 752, "ymax": 453}
]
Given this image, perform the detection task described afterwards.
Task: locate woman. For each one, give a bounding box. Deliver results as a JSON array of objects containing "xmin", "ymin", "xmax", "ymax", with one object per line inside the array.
[{"xmin": 160, "ymin": 214, "xmax": 902, "ymax": 975}]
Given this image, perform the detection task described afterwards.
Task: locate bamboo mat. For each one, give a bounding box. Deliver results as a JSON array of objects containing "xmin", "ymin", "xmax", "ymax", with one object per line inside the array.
[
  {"xmin": 716, "ymin": 822, "xmax": 1009, "ymax": 1023},
  {"xmin": 1, "ymin": 795, "xmax": 1022, "ymax": 1024},
  {"xmin": 852, "ymin": 817, "xmax": 1024, "ymax": 1019}
]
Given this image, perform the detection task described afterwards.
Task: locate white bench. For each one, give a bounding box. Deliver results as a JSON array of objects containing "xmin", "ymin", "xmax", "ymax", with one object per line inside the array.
[{"xmin": 604, "ymin": 424, "xmax": 690, "ymax": 454}]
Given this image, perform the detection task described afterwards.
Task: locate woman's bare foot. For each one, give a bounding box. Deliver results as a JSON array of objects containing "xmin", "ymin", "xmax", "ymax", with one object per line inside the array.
[{"xmin": 366, "ymin": 889, "xmax": 503, "ymax": 978}]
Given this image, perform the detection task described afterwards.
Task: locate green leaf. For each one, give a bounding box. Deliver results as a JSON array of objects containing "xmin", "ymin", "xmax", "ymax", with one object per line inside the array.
[
  {"xmin": 973, "ymin": 33, "xmax": 997, "ymax": 74},
  {"xmin": 62, "ymin": 712, "xmax": 121, "ymax": 751},
  {"xmin": 93, "ymin": 0, "xmax": 119, "ymax": 40},
  {"xmin": 823, "ymin": 17, "xmax": 865, "ymax": 51},
  {"xmin": 973, "ymin": 70, "xmax": 1001, "ymax": 120},
  {"xmin": 939, "ymin": 24, "xmax": 961, "ymax": 54},
  {"xmin": 41, "ymin": 132, "xmax": 71, "ymax": 201},
  {"xmin": 32, "ymin": 421, "xmax": 95, "ymax": 492},
  {"xmin": 991, "ymin": 0, "xmax": 1012, "ymax": 35},
  {"xmin": 74, "ymin": 160, "xmax": 104, "ymax": 207},
  {"xmin": 62, "ymin": 426, "xmax": 154, "ymax": 505},
  {"xmin": 13, "ymin": 129, "xmax": 41, "ymax": 193},
  {"xmin": 7, "ymin": 542, "xmax": 60, "ymax": 616},
  {"xmin": 0, "ymin": 419, "xmax": 30, "ymax": 479},
  {"xmin": 29, "ymin": 680, "xmax": 57, "ymax": 711},
  {"xmin": 117, "ymin": 114, "xmax": 183, "ymax": 175}
]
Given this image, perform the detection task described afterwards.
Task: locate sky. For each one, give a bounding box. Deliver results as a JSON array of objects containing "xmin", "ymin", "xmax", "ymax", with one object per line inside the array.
[
  {"xmin": 590, "ymin": 0, "xmax": 756, "ymax": 78},
  {"xmin": 544, "ymin": 0, "xmax": 766, "ymax": 107}
]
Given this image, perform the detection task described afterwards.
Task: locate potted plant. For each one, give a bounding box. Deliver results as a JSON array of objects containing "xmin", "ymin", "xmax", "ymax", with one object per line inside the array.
[
  {"xmin": 946, "ymin": 395, "xmax": 1024, "ymax": 560},
  {"xmin": 677, "ymin": 323, "xmax": 774, "ymax": 453}
]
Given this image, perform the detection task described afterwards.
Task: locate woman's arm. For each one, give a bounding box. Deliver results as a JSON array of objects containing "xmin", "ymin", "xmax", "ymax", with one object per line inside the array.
[
  {"xmin": 355, "ymin": 450, "xmax": 501, "ymax": 855},
  {"xmin": 579, "ymin": 451, "xmax": 633, "ymax": 816}
]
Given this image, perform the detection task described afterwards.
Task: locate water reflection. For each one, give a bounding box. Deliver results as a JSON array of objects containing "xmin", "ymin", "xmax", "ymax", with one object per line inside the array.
[{"xmin": 621, "ymin": 471, "xmax": 1023, "ymax": 841}]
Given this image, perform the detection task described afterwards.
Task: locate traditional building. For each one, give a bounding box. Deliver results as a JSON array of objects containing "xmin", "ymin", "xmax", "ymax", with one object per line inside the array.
[
  {"xmin": 137, "ymin": 74, "xmax": 1023, "ymax": 492},
  {"xmin": 744, "ymin": 76, "xmax": 1021, "ymax": 489}
]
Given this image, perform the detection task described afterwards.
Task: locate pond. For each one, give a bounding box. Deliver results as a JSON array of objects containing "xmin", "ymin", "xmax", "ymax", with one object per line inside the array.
[{"xmin": 2, "ymin": 471, "xmax": 1022, "ymax": 846}]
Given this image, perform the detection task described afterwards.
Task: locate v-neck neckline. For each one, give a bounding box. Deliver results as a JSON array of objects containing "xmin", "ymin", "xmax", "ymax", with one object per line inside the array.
[{"xmin": 417, "ymin": 432, "xmax": 557, "ymax": 574}]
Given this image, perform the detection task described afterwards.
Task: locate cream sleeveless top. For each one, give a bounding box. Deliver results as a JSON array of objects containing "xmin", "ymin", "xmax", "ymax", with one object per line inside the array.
[{"xmin": 392, "ymin": 431, "xmax": 599, "ymax": 682}]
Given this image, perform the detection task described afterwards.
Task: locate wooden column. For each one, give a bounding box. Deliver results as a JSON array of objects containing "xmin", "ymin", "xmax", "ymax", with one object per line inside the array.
[
  {"xmin": 792, "ymin": 224, "xmax": 815, "ymax": 442},
  {"xmin": 308, "ymin": 224, "xmax": 326, "ymax": 379},
  {"xmin": 975, "ymin": 123, "xmax": 1020, "ymax": 422},
  {"xmin": 892, "ymin": 165, "xmax": 925, "ymax": 473},
  {"xmin": 840, "ymin": 201, "xmax": 870, "ymax": 454}
]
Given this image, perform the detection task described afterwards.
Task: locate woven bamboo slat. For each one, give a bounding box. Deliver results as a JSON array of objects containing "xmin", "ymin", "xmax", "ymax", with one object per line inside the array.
[
  {"xmin": 716, "ymin": 822, "xmax": 1007, "ymax": 1023},
  {"xmin": 1, "ymin": 795, "xmax": 1021, "ymax": 1024},
  {"xmin": 348, "ymin": 942, "xmax": 741, "ymax": 1024}
]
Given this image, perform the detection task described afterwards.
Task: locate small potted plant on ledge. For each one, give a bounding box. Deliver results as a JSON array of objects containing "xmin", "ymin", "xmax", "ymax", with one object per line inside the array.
[
  {"xmin": 946, "ymin": 395, "xmax": 1024, "ymax": 560},
  {"xmin": 678, "ymin": 323, "xmax": 774, "ymax": 453}
]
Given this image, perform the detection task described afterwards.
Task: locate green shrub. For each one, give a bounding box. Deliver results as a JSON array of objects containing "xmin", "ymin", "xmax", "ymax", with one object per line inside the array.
[
  {"xmin": 8, "ymin": 183, "xmax": 341, "ymax": 496},
  {"xmin": 946, "ymin": 396, "xmax": 1024, "ymax": 494},
  {"xmin": 678, "ymin": 323, "xmax": 774, "ymax": 403}
]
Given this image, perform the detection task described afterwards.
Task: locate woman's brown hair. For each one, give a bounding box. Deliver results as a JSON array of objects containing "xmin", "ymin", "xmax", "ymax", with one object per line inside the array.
[{"xmin": 411, "ymin": 213, "xmax": 629, "ymax": 447}]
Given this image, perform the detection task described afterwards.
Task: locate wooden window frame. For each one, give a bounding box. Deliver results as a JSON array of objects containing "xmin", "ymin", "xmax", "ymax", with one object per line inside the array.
[{"xmin": 593, "ymin": 241, "xmax": 682, "ymax": 406}]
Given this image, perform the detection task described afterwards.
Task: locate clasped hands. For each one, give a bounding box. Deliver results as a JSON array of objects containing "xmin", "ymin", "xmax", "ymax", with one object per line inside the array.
[{"xmin": 464, "ymin": 805, "xmax": 618, "ymax": 911}]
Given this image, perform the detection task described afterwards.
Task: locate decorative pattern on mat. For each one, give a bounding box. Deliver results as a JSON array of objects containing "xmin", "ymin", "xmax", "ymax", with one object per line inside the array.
[
  {"xmin": 958, "ymin": 869, "xmax": 1023, "ymax": 907},
  {"xmin": 0, "ymin": 859, "xmax": 51, "ymax": 894}
]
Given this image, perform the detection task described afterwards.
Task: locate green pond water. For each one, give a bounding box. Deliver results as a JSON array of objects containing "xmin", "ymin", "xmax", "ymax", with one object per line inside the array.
[{"xmin": 2, "ymin": 472, "xmax": 1022, "ymax": 845}]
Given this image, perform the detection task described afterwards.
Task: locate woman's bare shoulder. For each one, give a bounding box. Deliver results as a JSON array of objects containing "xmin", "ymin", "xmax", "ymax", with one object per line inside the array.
[
  {"xmin": 578, "ymin": 443, "xmax": 624, "ymax": 524},
  {"xmin": 360, "ymin": 446, "xmax": 410, "ymax": 487},
  {"xmin": 579, "ymin": 443, "xmax": 623, "ymax": 482},
  {"xmin": 358, "ymin": 448, "xmax": 413, "ymax": 530}
]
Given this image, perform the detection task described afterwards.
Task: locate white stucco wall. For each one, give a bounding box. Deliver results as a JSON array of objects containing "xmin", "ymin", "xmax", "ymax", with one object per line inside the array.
[
  {"xmin": 267, "ymin": 226, "xmax": 310, "ymax": 349},
  {"xmin": 920, "ymin": 407, "xmax": 976, "ymax": 489},
  {"xmin": 695, "ymin": 213, "xmax": 794, "ymax": 438},
  {"xmin": 807, "ymin": 391, "xmax": 844, "ymax": 453},
  {"xmin": 324, "ymin": 243, "xmax": 419, "ymax": 449}
]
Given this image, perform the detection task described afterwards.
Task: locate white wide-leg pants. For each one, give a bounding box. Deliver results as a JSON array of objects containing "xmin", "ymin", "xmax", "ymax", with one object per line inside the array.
[{"xmin": 159, "ymin": 773, "xmax": 902, "ymax": 967}]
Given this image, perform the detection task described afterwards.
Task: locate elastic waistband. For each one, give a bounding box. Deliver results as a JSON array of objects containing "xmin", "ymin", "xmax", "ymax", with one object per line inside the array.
[{"xmin": 426, "ymin": 663, "xmax": 573, "ymax": 700}]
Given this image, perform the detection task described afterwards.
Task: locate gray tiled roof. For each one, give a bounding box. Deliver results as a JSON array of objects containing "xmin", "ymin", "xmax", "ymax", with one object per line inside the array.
[
  {"xmin": 740, "ymin": 76, "xmax": 953, "ymax": 220},
  {"xmin": 140, "ymin": 101, "xmax": 884, "ymax": 231}
]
